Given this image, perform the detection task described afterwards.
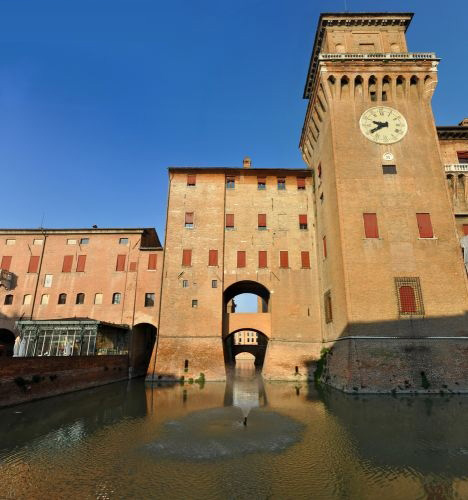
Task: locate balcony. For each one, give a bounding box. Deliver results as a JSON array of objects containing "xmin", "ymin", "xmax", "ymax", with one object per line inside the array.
[{"xmin": 445, "ymin": 164, "xmax": 468, "ymax": 173}]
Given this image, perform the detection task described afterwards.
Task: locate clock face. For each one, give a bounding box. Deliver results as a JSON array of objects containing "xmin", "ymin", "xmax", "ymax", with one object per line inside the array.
[{"xmin": 359, "ymin": 106, "xmax": 408, "ymax": 144}]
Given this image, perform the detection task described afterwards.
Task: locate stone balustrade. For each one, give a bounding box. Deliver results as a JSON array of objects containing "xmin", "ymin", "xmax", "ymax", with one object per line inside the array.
[
  {"xmin": 445, "ymin": 164, "xmax": 468, "ymax": 173},
  {"xmin": 319, "ymin": 52, "xmax": 437, "ymax": 61}
]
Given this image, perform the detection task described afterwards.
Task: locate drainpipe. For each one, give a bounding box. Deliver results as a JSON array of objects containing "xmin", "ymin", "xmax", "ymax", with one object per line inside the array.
[{"xmin": 30, "ymin": 229, "xmax": 47, "ymax": 321}]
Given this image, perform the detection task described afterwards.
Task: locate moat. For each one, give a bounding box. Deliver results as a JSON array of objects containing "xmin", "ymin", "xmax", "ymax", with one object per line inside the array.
[{"xmin": 1, "ymin": 360, "xmax": 467, "ymax": 499}]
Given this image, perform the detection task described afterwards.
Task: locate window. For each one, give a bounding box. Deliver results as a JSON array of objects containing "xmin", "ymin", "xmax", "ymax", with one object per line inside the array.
[
  {"xmin": 112, "ymin": 292, "xmax": 121, "ymax": 305},
  {"xmin": 94, "ymin": 293, "xmax": 103, "ymax": 305},
  {"xmin": 225, "ymin": 214, "xmax": 234, "ymax": 229},
  {"xmin": 67, "ymin": 239, "xmax": 77, "ymax": 245},
  {"xmin": 280, "ymin": 251, "xmax": 289, "ymax": 268},
  {"xmin": 324, "ymin": 290, "xmax": 332, "ymax": 323},
  {"xmin": 182, "ymin": 249, "xmax": 192, "ymax": 267},
  {"xmin": 28, "ymin": 256, "xmax": 40, "ymax": 273},
  {"xmin": 4, "ymin": 294, "xmax": 13, "ymax": 305},
  {"xmin": 145, "ymin": 293, "xmax": 155, "ymax": 307},
  {"xmin": 323, "ymin": 236, "xmax": 327, "ymax": 258},
  {"xmin": 258, "ymin": 251, "xmax": 267, "ymax": 268},
  {"xmin": 299, "ymin": 214, "xmax": 308, "ymax": 230},
  {"xmin": 395, "ymin": 277, "xmax": 424, "ymax": 315},
  {"xmin": 463, "ymin": 224, "xmax": 468, "ymax": 236},
  {"xmin": 317, "ymin": 164, "xmax": 322, "ymax": 178},
  {"xmin": 257, "ymin": 176, "xmax": 266, "ymax": 190},
  {"xmin": 187, "ymin": 174, "xmax": 196, "ymax": 186},
  {"xmin": 212, "ymin": 280, "xmax": 217, "ymax": 288},
  {"xmin": 208, "ymin": 249, "xmax": 218, "ymax": 266},
  {"xmin": 119, "ymin": 238, "xmax": 129, "ymax": 245},
  {"xmin": 182, "ymin": 280, "xmax": 189, "ymax": 288},
  {"xmin": 277, "ymin": 177, "xmax": 286, "ymax": 190},
  {"xmin": 129, "ymin": 261, "xmax": 137, "ymax": 272},
  {"xmin": 80, "ymin": 238, "xmax": 89, "ymax": 245},
  {"xmin": 416, "ymin": 213, "xmax": 434, "ymax": 238},
  {"xmin": 44, "ymin": 274, "xmax": 53, "ymax": 288},
  {"xmin": 62, "ymin": 255, "xmax": 73, "ymax": 272},
  {"xmin": 363, "ymin": 213, "xmax": 379, "ymax": 238},
  {"xmin": 33, "ymin": 239, "xmax": 43, "ymax": 245},
  {"xmin": 6, "ymin": 239, "xmax": 15, "ymax": 245},
  {"xmin": 258, "ymin": 214, "xmax": 267, "ymax": 230},
  {"xmin": 185, "ymin": 212, "xmax": 194, "ymax": 228},
  {"xmin": 58, "ymin": 293, "xmax": 67, "ymax": 305},
  {"xmin": 301, "ymin": 251, "xmax": 310, "ymax": 269},
  {"xmin": 226, "ymin": 176, "xmax": 235, "ymax": 189},
  {"xmin": 1, "ymin": 256, "xmax": 12, "ymax": 271},
  {"xmin": 76, "ymin": 293, "xmax": 85, "ymax": 305},
  {"xmin": 76, "ymin": 255, "xmax": 87, "ymax": 272},
  {"xmin": 297, "ymin": 177, "xmax": 306, "ymax": 190},
  {"xmin": 40, "ymin": 294, "xmax": 49, "ymax": 305},
  {"xmin": 148, "ymin": 253, "xmax": 157, "ymax": 270},
  {"xmin": 382, "ymin": 165, "xmax": 397, "ymax": 175},
  {"xmin": 116, "ymin": 254, "xmax": 126, "ymax": 271},
  {"xmin": 192, "ymin": 299, "xmax": 198, "ymax": 308},
  {"xmin": 23, "ymin": 294, "xmax": 32, "ymax": 305},
  {"xmin": 237, "ymin": 251, "xmax": 246, "ymax": 268},
  {"xmin": 457, "ymin": 151, "xmax": 468, "ymax": 164}
]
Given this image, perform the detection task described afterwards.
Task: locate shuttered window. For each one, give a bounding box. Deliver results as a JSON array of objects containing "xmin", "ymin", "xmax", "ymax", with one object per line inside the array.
[
  {"xmin": 463, "ymin": 224, "xmax": 468, "ymax": 236},
  {"xmin": 323, "ymin": 236, "xmax": 327, "ymax": 258},
  {"xmin": 208, "ymin": 249, "xmax": 218, "ymax": 266},
  {"xmin": 226, "ymin": 214, "xmax": 234, "ymax": 228},
  {"xmin": 76, "ymin": 255, "xmax": 87, "ymax": 272},
  {"xmin": 280, "ymin": 251, "xmax": 289, "ymax": 268},
  {"xmin": 148, "ymin": 254, "xmax": 157, "ymax": 270},
  {"xmin": 258, "ymin": 251, "xmax": 267, "ymax": 268},
  {"xmin": 129, "ymin": 261, "xmax": 137, "ymax": 272},
  {"xmin": 395, "ymin": 277, "xmax": 424, "ymax": 315},
  {"xmin": 301, "ymin": 251, "xmax": 310, "ymax": 268},
  {"xmin": 28, "ymin": 255, "xmax": 40, "ymax": 273},
  {"xmin": 182, "ymin": 249, "xmax": 192, "ymax": 267},
  {"xmin": 399, "ymin": 286, "xmax": 416, "ymax": 313},
  {"xmin": 258, "ymin": 214, "xmax": 267, "ymax": 229},
  {"xmin": 0, "ymin": 256, "xmax": 12, "ymax": 271},
  {"xmin": 363, "ymin": 213, "xmax": 379, "ymax": 238},
  {"xmin": 185, "ymin": 212, "xmax": 194, "ymax": 228},
  {"xmin": 62, "ymin": 255, "xmax": 73, "ymax": 273},
  {"xmin": 297, "ymin": 177, "xmax": 306, "ymax": 189},
  {"xmin": 187, "ymin": 174, "xmax": 196, "ymax": 186},
  {"xmin": 299, "ymin": 214, "xmax": 308, "ymax": 229},
  {"xmin": 116, "ymin": 254, "xmax": 126, "ymax": 271},
  {"xmin": 237, "ymin": 251, "xmax": 246, "ymax": 268},
  {"xmin": 416, "ymin": 213, "xmax": 433, "ymax": 238}
]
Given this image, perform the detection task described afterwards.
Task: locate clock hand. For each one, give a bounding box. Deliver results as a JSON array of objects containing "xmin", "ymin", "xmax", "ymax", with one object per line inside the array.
[{"xmin": 370, "ymin": 121, "xmax": 389, "ymax": 133}]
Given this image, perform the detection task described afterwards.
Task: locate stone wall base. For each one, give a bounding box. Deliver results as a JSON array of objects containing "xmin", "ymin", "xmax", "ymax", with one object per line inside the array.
[
  {"xmin": 147, "ymin": 337, "xmax": 227, "ymax": 382},
  {"xmin": 321, "ymin": 337, "xmax": 468, "ymax": 394}
]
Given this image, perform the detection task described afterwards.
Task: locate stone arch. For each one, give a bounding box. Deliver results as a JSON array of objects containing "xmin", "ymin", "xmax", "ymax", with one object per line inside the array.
[
  {"xmin": 130, "ymin": 322, "xmax": 157, "ymax": 376},
  {"xmin": 368, "ymin": 75, "xmax": 377, "ymax": 101},
  {"xmin": 0, "ymin": 329, "xmax": 15, "ymax": 357},
  {"xmin": 382, "ymin": 75, "xmax": 391, "ymax": 101},
  {"xmin": 396, "ymin": 75, "xmax": 406, "ymax": 98},
  {"xmin": 223, "ymin": 280, "xmax": 271, "ymax": 313},
  {"xmin": 354, "ymin": 75, "xmax": 363, "ymax": 98},
  {"xmin": 224, "ymin": 328, "xmax": 269, "ymax": 368},
  {"xmin": 340, "ymin": 75, "xmax": 350, "ymax": 98}
]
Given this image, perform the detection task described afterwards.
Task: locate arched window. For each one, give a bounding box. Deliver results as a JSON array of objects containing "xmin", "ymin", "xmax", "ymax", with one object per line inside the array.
[
  {"xmin": 40, "ymin": 294, "xmax": 49, "ymax": 305},
  {"xmin": 23, "ymin": 294, "xmax": 32, "ymax": 305},
  {"xmin": 112, "ymin": 292, "xmax": 121, "ymax": 305},
  {"xmin": 58, "ymin": 293, "xmax": 67, "ymax": 305},
  {"xmin": 368, "ymin": 75, "xmax": 377, "ymax": 101},
  {"xmin": 354, "ymin": 75, "xmax": 363, "ymax": 97},
  {"xmin": 395, "ymin": 277, "xmax": 424, "ymax": 315},
  {"xmin": 94, "ymin": 293, "xmax": 103, "ymax": 305},
  {"xmin": 76, "ymin": 293, "xmax": 85, "ymax": 305},
  {"xmin": 382, "ymin": 75, "xmax": 391, "ymax": 101},
  {"xmin": 4, "ymin": 294, "xmax": 13, "ymax": 305}
]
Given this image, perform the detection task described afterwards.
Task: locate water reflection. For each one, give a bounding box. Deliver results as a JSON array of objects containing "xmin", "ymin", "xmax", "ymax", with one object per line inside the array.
[{"xmin": 0, "ymin": 372, "xmax": 467, "ymax": 499}]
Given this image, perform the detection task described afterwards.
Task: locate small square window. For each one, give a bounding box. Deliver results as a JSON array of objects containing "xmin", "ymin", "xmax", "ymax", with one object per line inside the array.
[
  {"xmin": 226, "ymin": 177, "xmax": 235, "ymax": 189},
  {"xmin": 119, "ymin": 238, "xmax": 129, "ymax": 245},
  {"xmin": 212, "ymin": 280, "xmax": 217, "ymax": 288},
  {"xmin": 382, "ymin": 165, "xmax": 397, "ymax": 175},
  {"xmin": 277, "ymin": 178, "xmax": 286, "ymax": 190},
  {"xmin": 80, "ymin": 238, "xmax": 89, "ymax": 245},
  {"xmin": 192, "ymin": 299, "xmax": 198, "ymax": 308},
  {"xmin": 33, "ymin": 239, "xmax": 44, "ymax": 245},
  {"xmin": 67, "ymin": 239, "xmax": 77, "ymax": 245},
  {"xmin": 5, "ymin": 239, "xmax": 15, "ymax": 245},
  {"xmin": 257, "ymin": 177, "xmax": 266, "ymax": 190},
  {"xmin": 145, "ymin": 292, "xmax": 155, "ymax": 307},
  {"xmin": 182, "ymin": 280, "xmax": 189, "ymax": 288},
  {"xmin": 4, "ymin": 294, "xmax": 13, "ymax": 305}
]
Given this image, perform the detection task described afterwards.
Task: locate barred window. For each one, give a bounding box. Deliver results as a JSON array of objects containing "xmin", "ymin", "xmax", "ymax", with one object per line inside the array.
[
  {"xmin": 395, "ymin": 277, "xmax": 424, "ymax": 315},
  {"xmin": 324, "ymin": 290, "xmax": 332, "ymax": 323}
]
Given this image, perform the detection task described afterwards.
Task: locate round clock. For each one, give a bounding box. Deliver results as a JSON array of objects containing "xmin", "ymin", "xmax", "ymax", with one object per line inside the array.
[{"xmin": 359, "ymin": 106, "xmax": 408, "ymax": 144}]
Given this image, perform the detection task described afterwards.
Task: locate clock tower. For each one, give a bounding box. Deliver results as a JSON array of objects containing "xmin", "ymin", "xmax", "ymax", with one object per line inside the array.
[{"xmin": 300, "ymin": 13, "xmax": 468, "ymax": 392}]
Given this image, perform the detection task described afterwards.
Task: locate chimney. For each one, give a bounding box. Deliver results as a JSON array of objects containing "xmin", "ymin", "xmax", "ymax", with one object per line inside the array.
[
  {"xmin": 459, "ymin": 118, "xmax": 468, "ymax": 127},
  {"xmin": 243, "ymin": 156, "xmax": 252, "ymax": 168}
]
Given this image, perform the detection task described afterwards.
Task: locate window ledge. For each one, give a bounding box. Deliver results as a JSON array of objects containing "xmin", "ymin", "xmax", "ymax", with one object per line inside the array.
[
  {"xmin": 362, "ymin": 237, "xmax": 384, "ymax": 240},
  {"xmin": 225, "ymin": 228, "xmax": 236, "ymax": 231},
  {"xmin": 418, "ymin": 237, "xmax": 438, "ymax": 240}
]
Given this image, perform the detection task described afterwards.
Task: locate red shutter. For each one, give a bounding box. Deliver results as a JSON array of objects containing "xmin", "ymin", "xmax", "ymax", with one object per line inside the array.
[
  {"xmin": 457, "ymin": 151, "xmax": 468, "ymax": 161},
  {"xmin": 1, "ymin": 256, "xmax": 12, "ymax": 271},
  {"xmin": 62, "ymin": 255, "xmax": 73, "ymax": 273},
  {"xmin": 463, "ymin": 224, "xmax": 468, "ymax": 236},
  {"xmin": 280, "ymin": 251, "xmax": 289, "ymax": 268},
  {"xmin": 148, "ymin": 253, "xmax": 157, "ymax": 270},
  {"xmin": 129, "ymin": 261, "xmax": 137, "ymax": 272},
  {"xmin": 323, "ymin": 236, "xmax": 327, "ymax": 258},
  {"xmin": 258, "ymin": 214, "xmax": 267, "ymax": 228},
  {"xmin": 76, "ymin": 255, "xmax": 87, "ymax": 272},
  {"xmin": 258, "ymin": 251, "xmax": 267, "ymax": 268},
  {"xmin": 209, "ymin": 249, "xmax": 218, "ymax": 266},
  {"xmin": 416, "ymin": 213, "xmax": 433, "ymax": 238},
  {"xmin": 399, "ymin": 286, "xmax": 416, "ymax": 313},
  {"xmin": 185, "ymin": 212, "xmax": 194, "ymax": 224},
  {"xmin": 28, "ymin": 255, "xmax": 40, "ymax": 273},
  {"xmin": 226, "ymin": 214, "xmax": 234, "ymax": 228},
  {"xmin": 182, "ymin": 249, "xmax": 192, "ymax": 266},
  {"xmin": 116, "ymin": 254, "xmax": 126, "ymax": 271},
  {"xmin": 301, "ymin": 251, "xmax": 310, "ymax": 268},
  {"xmin": 187, "ymin": 174, "xmax": 196, "ymax": 186},
  {"xmin": 363, "ymin": 213, "xmax": 379, "ymax": 238},
  {"xmin": 297, "ymin": 177, "xmax": 306, "ymax": 188},
  {"xmin": 237, "ymin": 251, "xmax": 246, "ymax": 268},
  {"xmin": 299, "ymin": 214, "xmax": 308, "ymax": 225}
]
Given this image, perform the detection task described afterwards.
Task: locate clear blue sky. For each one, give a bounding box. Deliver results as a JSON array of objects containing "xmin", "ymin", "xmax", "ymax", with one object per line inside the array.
[{"xmin": 1, "ymin": 0, "xmax": 466, "ymax": 238}]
